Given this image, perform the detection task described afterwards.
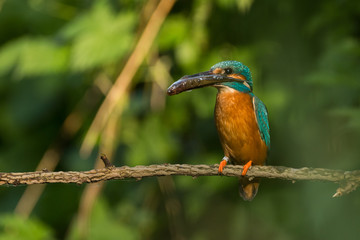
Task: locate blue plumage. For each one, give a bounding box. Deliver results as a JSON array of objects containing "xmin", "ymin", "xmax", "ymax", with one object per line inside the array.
[
  {"xmin": 253, "ymin": 96, "xmax": 271, "ymax": 148},
  {"xmin": 211, "ymin": 60, "xmax": 253, "ymax": 90},
  {"xmin": 222, "ymin": 82, "xmax": 252, "ymax": 93}
]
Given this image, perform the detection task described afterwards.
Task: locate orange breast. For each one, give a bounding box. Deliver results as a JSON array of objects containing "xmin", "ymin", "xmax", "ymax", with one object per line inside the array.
[{"xmin": 215, "ymin": 88, "xmax": 268, "ymax": 165}]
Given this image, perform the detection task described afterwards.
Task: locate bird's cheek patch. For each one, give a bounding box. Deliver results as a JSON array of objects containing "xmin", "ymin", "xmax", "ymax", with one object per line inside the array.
[
  {"xmin": 212, "ymin": 68, "xmax": 224, "ymax": 74},
  {"xmin": 228, "ymin": 74, "xmax": 246, "ymax": 81}
]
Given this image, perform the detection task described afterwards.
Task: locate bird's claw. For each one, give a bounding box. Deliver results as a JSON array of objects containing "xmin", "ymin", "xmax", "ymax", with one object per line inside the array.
[
  {"xmin": 218, "ymin": 157, "xmax": 229, "ymax": 174},
  {"xmin": 241, "ymin": 160, "xmax": 253, "ymax": 176}
]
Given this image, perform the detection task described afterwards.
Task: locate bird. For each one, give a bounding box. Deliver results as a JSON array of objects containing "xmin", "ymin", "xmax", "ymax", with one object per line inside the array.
[{"xmin": 167, "ymin": 60, "xmax": 270, "ymax": 201}]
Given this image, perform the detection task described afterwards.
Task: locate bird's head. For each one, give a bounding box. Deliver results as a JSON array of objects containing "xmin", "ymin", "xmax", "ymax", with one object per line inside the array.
[{"xmin": 167, "ymin": 61, "xmax": 253, "ymax": 96}]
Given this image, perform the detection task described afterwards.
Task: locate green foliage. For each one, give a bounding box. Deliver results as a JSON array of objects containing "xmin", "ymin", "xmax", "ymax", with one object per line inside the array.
[
  {"xmin": 0, "ymin": 215, "xmax": 54, "ymax": 240},
  {"xmin": 0, "ymin": 38, "xmax": 68, "ymax": 79},
  {"xmin": 157, "ymin": 15, "xmax": 188, "ymax": 50},
  {"xmin": 60, "ymin": 1, "xmax": 136, "ymax": 71},
  {"xmin": 0, "ymin": 0, "xmax": 360, "ymax": 239},
  {"xmin": 68, "ymin": 198, "xmax": 141, "ymax": 240},
  {"xmin": 123, "ymin": 114, "xmax": 178, "ymax": 165}
]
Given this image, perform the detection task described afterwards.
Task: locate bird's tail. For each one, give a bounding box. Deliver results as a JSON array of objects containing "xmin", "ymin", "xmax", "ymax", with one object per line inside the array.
[{"xmin": 239, "ymin": 177, "xmax": 260, "ymax": 201}]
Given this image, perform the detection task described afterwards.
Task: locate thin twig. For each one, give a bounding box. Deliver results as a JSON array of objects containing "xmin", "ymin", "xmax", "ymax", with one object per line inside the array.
[
  {"xmin": 2, "ymin": 164, "xmax": 360, "ymax": 197},
  {"xmin": 80, "ymin": 0, "xmax": 176, "ymax": 157},
  {"xmin": 100, "ymin": 154, "xmax": 114, "ymax": 168}
]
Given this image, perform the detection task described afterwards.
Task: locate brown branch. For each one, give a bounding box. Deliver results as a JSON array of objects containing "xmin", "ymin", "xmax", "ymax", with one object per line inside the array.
[
  {"xmin": 100, "ymin": 154, "xmax": 114, "ymax": 168},
  {"xmin": 1, "ymin": 164, "xmax": 360, "ymax": 197}
]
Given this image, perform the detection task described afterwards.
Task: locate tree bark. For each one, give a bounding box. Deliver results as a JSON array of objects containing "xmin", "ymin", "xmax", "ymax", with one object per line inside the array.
[{"xmin": 1, "ymin": 163, "xmax": 359, "ymax": 197}]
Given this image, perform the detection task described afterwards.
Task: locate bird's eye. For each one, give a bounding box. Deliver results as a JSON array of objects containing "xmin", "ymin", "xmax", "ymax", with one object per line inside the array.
[{"xmin": 224, "ymin": 68, "xmax": 233, "ymax": 74}]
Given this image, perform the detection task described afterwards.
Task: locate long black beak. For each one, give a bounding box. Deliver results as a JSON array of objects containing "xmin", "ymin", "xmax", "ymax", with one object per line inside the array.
[{"xmin": 167, "ymin": 71, "xmax": 245, "ymax": 96}]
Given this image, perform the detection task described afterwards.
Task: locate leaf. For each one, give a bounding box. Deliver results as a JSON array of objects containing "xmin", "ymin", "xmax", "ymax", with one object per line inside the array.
[
  {"xmin": 0, "ymin": 38, "xmax": 68, "ymax": 80},
  {"xmin": 0, "ymin": 214, "xmax": 54, "ymax": 240},
  {"xmin": 60, "ymin": 1, "xmax": 136, "ymax": 71}
]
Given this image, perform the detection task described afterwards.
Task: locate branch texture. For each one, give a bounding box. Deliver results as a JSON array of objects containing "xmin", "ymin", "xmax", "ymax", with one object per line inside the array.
[{"xmin": 1, "ymin": 164, "xmax": 360, "ymax": 197}]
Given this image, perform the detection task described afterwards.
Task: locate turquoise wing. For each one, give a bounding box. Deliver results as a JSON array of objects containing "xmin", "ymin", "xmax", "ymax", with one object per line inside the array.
[{"xmin": 253, "ymin": 95, "xmax": 270, "ymax": 148}]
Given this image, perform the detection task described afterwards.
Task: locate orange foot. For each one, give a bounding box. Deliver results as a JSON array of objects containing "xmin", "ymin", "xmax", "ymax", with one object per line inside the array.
[
  {"xmin": 241, "ymin": 160, "xmax": 253, "ymax": 176},
  {"xmin": 218, "ymin": 157, "xmax": 229, "ymax": 174}
]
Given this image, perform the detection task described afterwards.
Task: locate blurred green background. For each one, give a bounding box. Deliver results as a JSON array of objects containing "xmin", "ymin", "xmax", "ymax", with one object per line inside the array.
[{"xmin": 0, "ymin": 0, "xmax": 360, "ymax": 239}]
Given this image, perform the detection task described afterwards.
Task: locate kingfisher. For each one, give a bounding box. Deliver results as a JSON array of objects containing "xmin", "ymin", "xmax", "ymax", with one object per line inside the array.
[{"xmin": 167, "ymin": 61, "xmax": 270, "ymax": 201}]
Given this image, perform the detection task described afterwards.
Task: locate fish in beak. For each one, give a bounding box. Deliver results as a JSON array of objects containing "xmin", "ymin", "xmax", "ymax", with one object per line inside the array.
[{"xmin": 167, "ymin": 70, "xmax": 246, "ymax": 96}]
